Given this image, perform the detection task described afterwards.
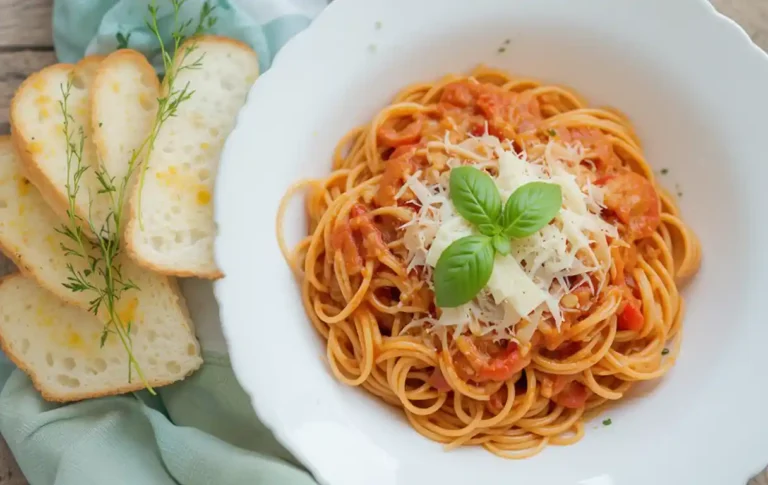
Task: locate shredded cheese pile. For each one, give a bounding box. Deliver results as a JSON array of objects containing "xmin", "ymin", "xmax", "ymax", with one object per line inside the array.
[{"xmin": 399, "ymin": 134, "xmax": 618, "ymax": 344}]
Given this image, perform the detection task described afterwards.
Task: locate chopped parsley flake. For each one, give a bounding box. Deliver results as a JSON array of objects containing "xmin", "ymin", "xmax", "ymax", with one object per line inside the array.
[
  {"xmin": 660, "ymin": 168, "xmax": 669, "ymax": 175},
  {"xmin": 602, "ymin": 418, "xmax": 612, "ymax": 426},
  {"xmin": 547, "ymin": 128, "xmax": 557, "ymax": 136},
  {"xmin": 661, "ymin": 348, "xmax": 670, "ymax": 355},
  {"xmin": 497, "ymin": 47, "xmax": 506, "ymax": 54},
  {"xmin": 374, "ymin": 21, "xmax": 382, "ymax": 30},
  {"xmin": 504, "ymin": 38, "xmax": 511, "ymax": 45}
]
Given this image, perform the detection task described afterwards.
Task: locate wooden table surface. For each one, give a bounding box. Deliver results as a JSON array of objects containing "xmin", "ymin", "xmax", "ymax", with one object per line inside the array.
[{"xmin": 0, "ymin": 0, "xmax": 767, "ymax": 483}]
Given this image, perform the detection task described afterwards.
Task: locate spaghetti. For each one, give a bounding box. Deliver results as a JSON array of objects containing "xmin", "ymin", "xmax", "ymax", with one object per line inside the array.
[{"xmin": 277, "ymin": 66, "xmax": 701, "ymax": 459}]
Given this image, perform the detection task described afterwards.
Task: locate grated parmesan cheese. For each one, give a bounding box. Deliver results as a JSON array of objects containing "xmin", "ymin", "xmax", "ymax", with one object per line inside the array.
[{"xmin": 399, "ymin": 135, "xmax": 617, "ymax": 342}]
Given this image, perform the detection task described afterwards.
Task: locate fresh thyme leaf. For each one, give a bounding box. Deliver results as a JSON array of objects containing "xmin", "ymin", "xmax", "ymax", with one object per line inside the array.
[
  {"xmin": 660, "ymin": 168, "xmax": 669, "ymax": 175},
  {"xmin": 661, "ymin": 348, "xmax": 669, "ymax": 355},
  {"xmin": 602, "ymin": 418, "xmax": 612, "ymax": 426},
  {"xmin": 547, "ymin": 128, "xmax": 557, "ymax": 136},
  {"xmin": 194, "ymin": 1, "xmax": 218, "ymax": 36},
  {"xmin": 116, "ymin": 32, "xmax": 131, "ymax": 49}
]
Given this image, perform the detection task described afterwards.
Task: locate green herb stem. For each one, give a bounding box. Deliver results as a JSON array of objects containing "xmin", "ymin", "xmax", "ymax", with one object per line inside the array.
[
  {"xmin": 56, "ymin": 0, "xmax": 217, "ymax": 392},
  {"xmin": 58, "ymin": 79, "xmax": 151, "ymax": 391},
  {"xmin": 136, "ymin": 0, "xmax": 207, "ymax": 230}
]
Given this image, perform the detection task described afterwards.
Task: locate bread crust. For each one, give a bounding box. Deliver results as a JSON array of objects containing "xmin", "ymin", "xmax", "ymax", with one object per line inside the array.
[
  {"xmin": 124, "ymin": 35, "xmax": 258, "ymax": 280},
  {"xmin": 0, "ymin": 136, "xmax": 88, "ymax": 308},
  {"xmin": 91, "ymin": 49, "xmax": 161, "ymax": 174},
  {"xmin": 10, "ymin": 56, "xmax": 107, "ymax": 242}
]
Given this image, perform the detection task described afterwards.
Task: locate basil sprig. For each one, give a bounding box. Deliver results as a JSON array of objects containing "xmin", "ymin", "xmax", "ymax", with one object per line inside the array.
[{"xmin": 434, "ymin": 167, "xmax": 562, "ymax": 308}]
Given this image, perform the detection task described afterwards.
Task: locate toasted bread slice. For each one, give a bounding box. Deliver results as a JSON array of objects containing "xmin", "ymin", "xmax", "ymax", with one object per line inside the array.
[
  {"xmin": 125, "ymin": 36, "xmax": 259, "ymax": 279},
  {"xmin": 0, "ymin": 137, "xmax": 202, "ymax": 390},
  {"xmin": 0, "ymin": 273, "xmax": 202, "ymax": 402},
  {"xmin": 10, "ymin": 56, "xmax": 112, "ymax": 238},
  {"xmin": 91, "ymin": 49, "xmax": 160, "ymax": 223}
]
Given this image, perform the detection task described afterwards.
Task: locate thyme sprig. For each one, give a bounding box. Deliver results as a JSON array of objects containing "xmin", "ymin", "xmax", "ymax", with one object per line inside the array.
[
  {"xmin": 57, "ymin": 80, "xmax": 146, "ymax": 387},
  {"xmin": 137, "ymin": 0, "xmax": 209, "ymax": 229},
  {"xmin": 56, "ymin": 0, "xmax": 216, "ymax": 391}
]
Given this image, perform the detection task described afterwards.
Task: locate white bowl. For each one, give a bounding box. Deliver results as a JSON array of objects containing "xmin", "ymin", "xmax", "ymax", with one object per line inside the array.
[{"xmin": 214, "ymin": 0, "xmax": 768, "ymax": 483}]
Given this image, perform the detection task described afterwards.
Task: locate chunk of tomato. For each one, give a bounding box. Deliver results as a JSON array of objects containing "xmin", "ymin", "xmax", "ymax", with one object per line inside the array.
[
  {"xmin": 618, "ymin": 298, "xmax": 645, "ymax": 331},
  {"xmin": 599, "ymin": 171, "xmax": 661, "ymax": 240},
  {"xmin": 455, "ymin": 337, "xmax": 529, "ymax": 382},
  {"xmin": 551, "ymin": 380, "xmax": 590, "ymax": 409}
]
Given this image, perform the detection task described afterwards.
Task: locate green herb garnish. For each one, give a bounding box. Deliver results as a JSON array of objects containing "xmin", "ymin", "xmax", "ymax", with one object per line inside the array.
[
  {"xmin": 449, "ymin": 166, "xmax": 502, "ymax": 236},
  {"xmin": 137, "ymin": 0, "xmax": 210, "ymax": 229},
  {"xmin": 57, "ymin": 0, "xmax": 216, "ymax": 390},
  {"xmin": 58, "ymin": 80, "xmax": 147, "ymax": 388},
  {"xmin": 660, "ymin": 168, "xmax": 669, "ymax": 175},
  {"xmin": 116, "ymin": 32, "xmax": 131, "ymax": 49},
  {"xmin": 434, "ymin": 167, "xmax": 562, "ymax": 307},
  {"xmin": 194, "ymin": 0, "xmax": 218, "ymax": 35},
  {"xmin": 501, "ymin": 182, "xmax": 563, "ymax": 239},
  {"xmin": 602, "ymin": 418, "xmax": 612, "ymax": 426},
  {"xmin": 661, "ymin": 348, "xmax": 669, "ymax": 355},
  {"xmin": 434, "ymin": 236, "xmax": 495, "ymax": 308},
  {"xmin": 547, "ymin": 128, "xmax": 557, "ymax": 136}
]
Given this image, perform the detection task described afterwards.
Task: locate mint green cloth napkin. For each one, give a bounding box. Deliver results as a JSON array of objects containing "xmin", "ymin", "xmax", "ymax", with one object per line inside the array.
[{"xmin": 0, "ymin": 1, "xmax": 326, "ymax": 483}]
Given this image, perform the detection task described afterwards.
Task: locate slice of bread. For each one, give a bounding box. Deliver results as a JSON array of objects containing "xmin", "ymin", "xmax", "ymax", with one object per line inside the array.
[
  {"xmin": 10, "ymin": 56, "xmax": 112, "ymax": 238},
  {"xmin": 91, "ymin": 49, "xmax": 160, "ymax": 223},
  {"xmin": 0, "ymin": 137, "xmax": 202, "ymax": 395},
  {"xmin": 125, "ymin": 36, "xmax": 259, "ymax": 279},
  {"xmin": 0, "ymin": 273, "xmax": 202, "ymax": 402}
]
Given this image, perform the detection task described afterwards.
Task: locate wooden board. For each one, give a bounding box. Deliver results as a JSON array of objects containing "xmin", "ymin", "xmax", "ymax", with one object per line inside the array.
[
  {"xmin": 0, "ymin": 0, "xmax": 53, "ymax": 48},
  {"xmin": 716, "ymin": 0, "xmax": 768, "ymax": 49},
  {"xmin": 0, "ymin": 50, "xmax": 57, "ymax": 134}
]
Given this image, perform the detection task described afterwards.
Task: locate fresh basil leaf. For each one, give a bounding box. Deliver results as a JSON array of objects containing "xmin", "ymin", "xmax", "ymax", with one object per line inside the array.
[
  {"xmin": 492, "ymin": 234, "xmax": 511, "ymax": 255},
  {"xmin": 502, "ymin": 182, "xmax": 562, "ymax": 239},
  {"xmin": 434, "ymin": 235, "xmax": 495, "ymax": 308},
  {"xmin": 449, "ymin": 166, "xmax": 502, "ymax": 236}
]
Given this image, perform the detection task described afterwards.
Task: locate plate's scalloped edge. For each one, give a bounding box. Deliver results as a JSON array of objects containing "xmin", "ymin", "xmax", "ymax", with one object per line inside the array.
[
  {"xmin": 213, "ymin": 0, "xmax": 768, "ymax": 484},
  {"xmin": 212, "ymin": 1, "xmax": 372, "ymax": 483}
]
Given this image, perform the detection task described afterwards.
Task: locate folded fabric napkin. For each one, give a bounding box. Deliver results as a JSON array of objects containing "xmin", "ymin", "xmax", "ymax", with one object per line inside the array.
[{"xmin": 0, "ymin": 1, "xmax": 326, "ymax": 484}]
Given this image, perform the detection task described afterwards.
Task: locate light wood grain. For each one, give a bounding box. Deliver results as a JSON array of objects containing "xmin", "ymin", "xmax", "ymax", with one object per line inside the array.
[
  {"xmin": 715, "ymin": 0, "xmax": 768, "ymax": 49},
  {"xmin": 0, "ymin": 0, "xmax": 53, "ymax": 48},
  {"xmin": 0, "ymin": 441, "xmax": 24, "ymax": 485},
  {"xmin": 0, "ymin": 50, "xmax": 57, "ymax": 135}
]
